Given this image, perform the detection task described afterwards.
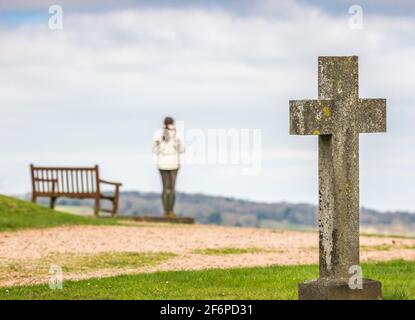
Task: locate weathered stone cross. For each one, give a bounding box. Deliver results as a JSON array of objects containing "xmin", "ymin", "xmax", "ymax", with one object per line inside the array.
[{"xmin": 290, "ymin": 56, "xmax": 386, "ymax": 300}]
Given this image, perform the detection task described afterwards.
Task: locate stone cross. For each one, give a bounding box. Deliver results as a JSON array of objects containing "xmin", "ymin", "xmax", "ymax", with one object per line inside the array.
[{"xmin": 290, "ymin": 56, "xmax": 386, "ymax": 299}]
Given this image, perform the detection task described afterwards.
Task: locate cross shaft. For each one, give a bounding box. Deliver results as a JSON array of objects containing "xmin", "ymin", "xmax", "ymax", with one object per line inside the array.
[{"xmin": 290, "ymin": 56, "xmax": 386, "ymax": 279}]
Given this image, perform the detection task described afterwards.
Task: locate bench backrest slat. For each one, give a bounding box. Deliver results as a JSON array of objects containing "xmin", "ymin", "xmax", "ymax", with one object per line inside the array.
[{"xmin": 31, "ymin": 166, "xmax": 99, "ymax": 195}]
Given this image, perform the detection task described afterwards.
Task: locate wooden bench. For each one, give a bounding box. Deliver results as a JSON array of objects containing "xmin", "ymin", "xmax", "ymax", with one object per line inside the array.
[{"xmin": 30, "ymin": 164, "xmax": 122, "ymax": 216}]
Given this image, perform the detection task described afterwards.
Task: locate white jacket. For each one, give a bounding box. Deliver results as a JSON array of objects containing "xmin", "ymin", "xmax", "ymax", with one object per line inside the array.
[{"xmin": 153, "ymin": 128, "xmax": 185, "ymax": 170}]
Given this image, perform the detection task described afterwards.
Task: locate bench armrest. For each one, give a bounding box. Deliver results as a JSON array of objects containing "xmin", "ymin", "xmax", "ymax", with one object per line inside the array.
[{"xmin": 99, "ymin": 179, "xmax": 122, "ymax": 186}]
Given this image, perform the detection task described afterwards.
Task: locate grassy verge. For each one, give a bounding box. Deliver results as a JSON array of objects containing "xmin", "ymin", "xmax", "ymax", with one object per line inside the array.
[
  {"xmin": 360, "ymin": 232, "xmax": 415, "ymax": 240},
  {"xmin": 361, "ymin": 244, "xmax": 415, "ymax": 252},
  {"xmin": 192, "ymin": 247, "xmax": 264, "ymax": 255},
  {"xmin": 0, "ymin": 195, "xmax": 118, "ymax": 232},
  {"xmin": 0, "ymin": 260, "xmax": 413, "ymax": 300},
  {"xmin": 0, "ymin": 252, "xmax": 175, "ymax": 281}
]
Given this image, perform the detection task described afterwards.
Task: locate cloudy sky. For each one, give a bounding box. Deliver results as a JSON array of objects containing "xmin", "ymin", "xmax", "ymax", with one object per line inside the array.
[{"xmin": 1, "ymin": 0, "xmax": 414, "ymax": 212}]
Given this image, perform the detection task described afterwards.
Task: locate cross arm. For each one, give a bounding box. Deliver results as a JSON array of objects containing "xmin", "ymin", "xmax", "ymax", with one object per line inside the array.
[
  {"xmin": 358, "ymin": 98, "xmax": 386, "ymax": 133},
  {"xmin": 289, "ymin": 99, "xmax": 333, "ymax": 135}
]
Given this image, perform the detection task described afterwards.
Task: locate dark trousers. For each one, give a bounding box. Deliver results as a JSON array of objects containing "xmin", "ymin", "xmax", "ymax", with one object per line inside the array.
[{"xmin": 159, "ymin": 169, "xmax": 178, "ymax": 215}]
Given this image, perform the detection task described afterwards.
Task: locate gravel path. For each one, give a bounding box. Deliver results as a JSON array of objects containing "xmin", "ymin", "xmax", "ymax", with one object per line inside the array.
[{"xmin": 1, "ymin": 223, "xmax": 415, "ymax": 287}]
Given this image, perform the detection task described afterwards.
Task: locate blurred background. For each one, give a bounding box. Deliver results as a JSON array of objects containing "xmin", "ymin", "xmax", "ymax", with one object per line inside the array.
[{"xmin": 1, "ymin": 0, "xmax": 414, "ymax": 214}]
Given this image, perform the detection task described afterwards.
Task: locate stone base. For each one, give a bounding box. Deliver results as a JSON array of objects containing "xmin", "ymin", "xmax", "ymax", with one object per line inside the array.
[
  {"xmin": 126, "ymin": 216, "xmax": 195, "ymax": 224},
  {"xmin": 298, "ymin": 278, "xmax": 382, "ymax": 300}
]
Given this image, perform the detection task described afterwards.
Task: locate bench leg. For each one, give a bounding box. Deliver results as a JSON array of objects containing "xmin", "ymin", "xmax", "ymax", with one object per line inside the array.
[
  {"xmin": 112, "ymin": 199, "xmax": 118, "ymax": 217},
  {"xmin": 94, "ymin": 198, "xmax": 100, "ymax": 216},
  {"xmin": 50, "ymin": 197, "xmax": 57, "ymax": 209},
  {"xmin": 31, "ymin": 194, "xmax": 37, "ymax": 204},
  {"xmin": 112, "ymin": 185, "xmax": 120, "ymax": 217}
]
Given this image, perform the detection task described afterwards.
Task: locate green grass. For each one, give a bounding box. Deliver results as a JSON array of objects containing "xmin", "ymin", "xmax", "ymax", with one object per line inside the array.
[
  {"xmin": 361, "ymin": 244, "xmax": 415, "ymax": 252},
  {"xmin": 193, "ymin": 247, "xmax": 264, "ymax": 255},
  {"xmin": 58, "ymin": 252, "xmax": 175, "ymax": 272},
  {"xmin": 360, "ymin": 232, "xmax": 415, "ymax": 240},
  {"xmin": 1, "ymin": 260, "xmax": 413, "ymax": 300},
  {"xmin": 1, "ymin": 252, "xmax": 175, "ymax": 279},
  {"xmin": 0, "ymin": 195, "xmax": 118, "ymax": 232}
]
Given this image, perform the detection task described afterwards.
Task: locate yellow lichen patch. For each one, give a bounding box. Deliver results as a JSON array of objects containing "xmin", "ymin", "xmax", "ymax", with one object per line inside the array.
[
  {"xmin": 322, "ymin": 106, "xmax": 331, "ymax": 118},
  {"xmin": 312, "ymin": 130, "xmax": 321, "ymax": 135}
]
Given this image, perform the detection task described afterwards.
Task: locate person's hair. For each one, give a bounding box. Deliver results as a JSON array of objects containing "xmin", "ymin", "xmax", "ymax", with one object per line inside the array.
[
  {"xmin": 162, "ymin": 117, "xmax": 175, "ymax": 142},
  {"xmin": 164, "ymin": 116, "xmax": 174, "ymax": 127}
]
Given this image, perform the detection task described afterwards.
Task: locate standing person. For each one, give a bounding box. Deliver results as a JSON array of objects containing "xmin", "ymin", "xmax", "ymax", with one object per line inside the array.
[{"xmin": 153, "ymin": 117, "xmax": 185, "ymax": 218}]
